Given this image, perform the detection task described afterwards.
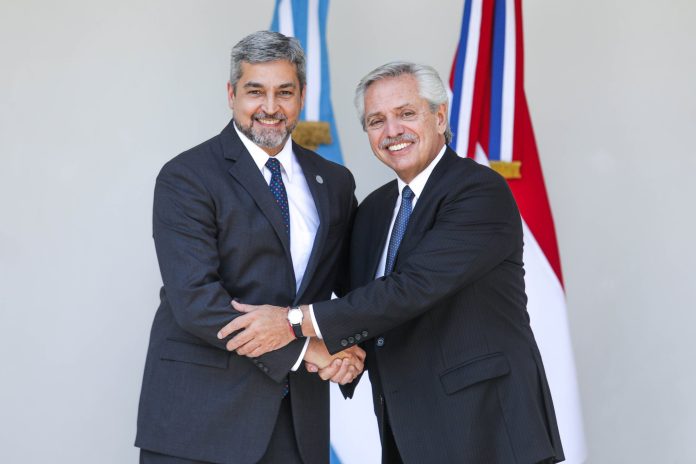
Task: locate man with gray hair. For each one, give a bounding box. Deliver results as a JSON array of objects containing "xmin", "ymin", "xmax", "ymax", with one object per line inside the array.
[
  {"xmin": 135, "ymin": 30, "xmax": 364, "ymax": 463},
  {"xmin": 222, "ymin": 61, "xmax": 565, "ymax": 463}
]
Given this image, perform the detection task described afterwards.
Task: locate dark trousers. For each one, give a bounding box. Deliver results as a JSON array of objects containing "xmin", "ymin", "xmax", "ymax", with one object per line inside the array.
[
  {"xmin": 381, "ymin": 403, "xmax": 403, "ymax": 464},
  {"xmin": 140, "ymin": 395, "xmax": 303, "ymax": 464}
]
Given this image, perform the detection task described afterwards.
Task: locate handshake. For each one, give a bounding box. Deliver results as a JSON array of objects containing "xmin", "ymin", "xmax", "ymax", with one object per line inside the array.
[{"xmin": 217, "ymin": 300, "xmax": 365, "ymax": 385}]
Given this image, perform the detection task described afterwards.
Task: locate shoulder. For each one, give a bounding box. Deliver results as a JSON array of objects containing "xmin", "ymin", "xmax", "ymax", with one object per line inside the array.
[
  {"xmin": 158, "ymin": 133, "xmax": 224, "ymax": 181},
  {"xmin": 295, "ymin": 144, "xmax": 355, "ymax": 189},
  {"xmin": 434, "ymin": 151, "xmax": 519, "ymax": 219},
  {"xmin": 435, "ymin": 150, "xmax": 511, "ymax": 194}
]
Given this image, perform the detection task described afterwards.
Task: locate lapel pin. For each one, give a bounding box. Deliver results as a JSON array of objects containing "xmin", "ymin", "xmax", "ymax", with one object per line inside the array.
[{"xmin": 315, "ymin": 175, "xmax": 324, "ymax": 184}]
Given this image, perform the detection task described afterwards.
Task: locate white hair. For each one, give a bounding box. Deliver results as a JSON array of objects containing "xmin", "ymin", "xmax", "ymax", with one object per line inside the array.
[{"xmin": 354, "ymin": 61, "xmax": 452, "ymax": 143}]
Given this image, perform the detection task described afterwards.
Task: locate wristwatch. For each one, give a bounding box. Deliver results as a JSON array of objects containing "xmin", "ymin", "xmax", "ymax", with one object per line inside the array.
[{"xmin": 287, "ymin": 306, "xmax": 304, "ymax": 338}]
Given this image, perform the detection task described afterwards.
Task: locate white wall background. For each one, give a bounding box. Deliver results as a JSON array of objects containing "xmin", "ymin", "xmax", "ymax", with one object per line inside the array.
[{"xmin": 1, "ymin": 0, "xmax": 694, "ymax": 462}]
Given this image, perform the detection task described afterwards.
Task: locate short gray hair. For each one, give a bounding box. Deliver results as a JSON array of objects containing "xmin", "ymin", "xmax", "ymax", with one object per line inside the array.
[
  {"xmin": 354, "ymin": 61, "xmax": 452, "ymax": 143},
  {"xmin": 230, "ymin": 31, "xmax": 306, "ymax": 92}
]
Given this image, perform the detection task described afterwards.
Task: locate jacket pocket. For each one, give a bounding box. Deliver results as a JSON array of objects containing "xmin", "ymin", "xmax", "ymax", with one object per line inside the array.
[
  {"xmin": 160, "ymin": 338, "xmax": 230, "ymax": 369},
  {"xmin": 439, "ymin": 352, "xmax": 510, "ymax": 394}
]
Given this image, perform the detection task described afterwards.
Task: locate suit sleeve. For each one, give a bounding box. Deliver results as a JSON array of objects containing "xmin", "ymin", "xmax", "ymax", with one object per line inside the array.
[
  {"xmin": 313, "ymin": 171, "xmax": 522, "ymax": 354},
  {"xmin": 153, "ymin": 160, "xmax": 304, "ymax": 382},
  {"xmin": 333, "ymin": 172, "xmax": 359, "ymax": 298}
]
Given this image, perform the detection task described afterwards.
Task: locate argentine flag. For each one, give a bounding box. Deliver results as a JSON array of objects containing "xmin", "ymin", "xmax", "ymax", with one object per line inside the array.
[{"xmin": 271, "ymin": 0, "xmax": 343, "ymax": 164}]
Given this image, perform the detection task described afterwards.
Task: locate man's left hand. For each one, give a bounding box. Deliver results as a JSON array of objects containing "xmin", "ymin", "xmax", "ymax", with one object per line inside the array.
[{"xmin": 217, "ymin": 301, "xmax": 294, "ymax": 357}]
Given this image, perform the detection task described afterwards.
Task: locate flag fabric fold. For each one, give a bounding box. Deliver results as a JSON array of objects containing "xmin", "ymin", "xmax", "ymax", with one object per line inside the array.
[{"xmin": 449, "ymin": 1, "xmax": 587, "ymax": 462}]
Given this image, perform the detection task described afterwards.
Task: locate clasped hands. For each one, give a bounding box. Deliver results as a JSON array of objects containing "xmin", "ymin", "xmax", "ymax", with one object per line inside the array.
[{"xmin": 217, "ymin": 301, "xmax": 365, "ymax": 385}]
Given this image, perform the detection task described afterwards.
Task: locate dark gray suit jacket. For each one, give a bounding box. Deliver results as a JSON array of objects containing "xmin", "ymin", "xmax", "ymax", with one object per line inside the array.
[
  {"xmin": 317, "ymin": 148, "xmax": 565, "ymax": 463},
  {"xmin": 136, "ymin": 121, "xmax": 356, "ymax": 464}
]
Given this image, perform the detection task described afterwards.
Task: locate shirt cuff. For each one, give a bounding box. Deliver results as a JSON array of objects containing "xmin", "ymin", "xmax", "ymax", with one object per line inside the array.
[
  {"xmin": 290, "ymin": 337, "xmax": 310, "ymax": 371},
  {"xmin": 309, "ymin": 304, "xmax": 323, "ymax": 339}
]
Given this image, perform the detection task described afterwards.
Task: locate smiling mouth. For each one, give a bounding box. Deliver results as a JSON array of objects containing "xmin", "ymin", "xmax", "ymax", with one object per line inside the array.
[
  {"xmin": 387, "ymin": 142, "xmax": 413, "ymax": 152},
  {"xmin": 256, "ymin": 117, "xmax": 284, "ymax": 125}
]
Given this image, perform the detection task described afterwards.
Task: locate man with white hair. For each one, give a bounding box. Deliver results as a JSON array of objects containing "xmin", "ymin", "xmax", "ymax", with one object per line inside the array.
[{"xmin": 223, "ymin": 61, "xmax": 565, "ymax": 463}]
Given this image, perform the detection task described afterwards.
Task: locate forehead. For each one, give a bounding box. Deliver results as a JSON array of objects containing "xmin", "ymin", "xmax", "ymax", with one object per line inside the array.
[
  {"xmin": 238, "ymin": 60, "xmax": 299, "ymax": 85},
  {"xmin": 364, "ymin": 75, "xmax": 424, "ymax": 113}
]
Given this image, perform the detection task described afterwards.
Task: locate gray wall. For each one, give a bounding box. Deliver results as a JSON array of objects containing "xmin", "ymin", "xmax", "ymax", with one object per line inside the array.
[{"xmin": 1, "ymin": 0, "xmax": 694, "ymax": 462}]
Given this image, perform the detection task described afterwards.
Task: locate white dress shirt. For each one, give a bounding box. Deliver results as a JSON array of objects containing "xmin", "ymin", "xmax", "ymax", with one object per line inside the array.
[
  {"xmin": 235, "ymin": 125, "xmax": 318, "ymax": 369},
  {"xmin": 310, "ymin": 143, "xmax": 448, "ymax": 339}
]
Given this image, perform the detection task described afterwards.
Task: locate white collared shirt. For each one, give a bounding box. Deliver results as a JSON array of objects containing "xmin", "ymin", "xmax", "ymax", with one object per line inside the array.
[
  {"xmin": 235, "ymin": 125, "xmax": 318, "ymax": 368},
  {"xmin": 310, "ymin": 143, "xmax": 448, "ymax": 339}
]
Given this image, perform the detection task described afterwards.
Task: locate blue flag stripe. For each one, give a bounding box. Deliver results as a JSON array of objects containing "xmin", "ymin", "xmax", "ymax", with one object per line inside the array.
[
  {"xmin": 488, "ymin": 0, "xmax": 506, "ymax": 161},
  {"xmin": 449, "ymin": 0, "xmax": 473, "ymax": 152}
]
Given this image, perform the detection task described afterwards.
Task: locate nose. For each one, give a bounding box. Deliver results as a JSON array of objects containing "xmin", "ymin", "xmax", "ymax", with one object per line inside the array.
[
  {"xmin": 384, "ymin": 116, "xmax": 404, "ymax": 138},
  {"xmin": 262, "ymin": 94, "xmax": 279, "ymax": 115}
]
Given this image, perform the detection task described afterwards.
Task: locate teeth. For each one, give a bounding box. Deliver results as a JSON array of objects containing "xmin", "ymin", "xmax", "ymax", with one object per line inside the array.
[
  {"xmin": 258, "ymin": 118, "xmax": 281, "ymax": 124},
  {"xmin": 387, "ymin": 142, "xmax": 411, "ymax": 152}
]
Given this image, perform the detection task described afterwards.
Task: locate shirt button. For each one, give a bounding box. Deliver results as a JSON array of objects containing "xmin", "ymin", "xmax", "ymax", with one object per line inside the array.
[{"xmin": 376, "ymin": 337, "xmax": 385, "ymax": 347}]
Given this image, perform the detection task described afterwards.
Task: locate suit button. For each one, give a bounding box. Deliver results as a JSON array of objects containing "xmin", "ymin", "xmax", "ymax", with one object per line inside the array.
[
  {"xmin": 355, "ymin": 333, "xmax": 362, "ymax": 342},
  {"xmin": 263, "ymin": 367, "xmax": 269, "ymax": 373},
  {"xmin": 362, "ymin": 330, "xmax": 368, "ymax": 338},
  {"xmin": 376, "ymin": 337, "xmax": 385, "ymax": 347},
  {"xmin": 340, "ymin": 339, "xmax": 348, "ymax": 347},
  {"xmin": 348, "ymin": 336, "xmax": 355, "ymax": 344},
  {"xmin": 258, "ymin": 362, "xmax": 264, "ymax": 368}
]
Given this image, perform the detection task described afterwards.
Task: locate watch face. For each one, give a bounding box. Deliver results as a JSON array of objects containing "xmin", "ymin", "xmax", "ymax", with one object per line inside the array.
[{"xmin": 288, "ymin": 309, "xmax": 303, "ymax": 325}]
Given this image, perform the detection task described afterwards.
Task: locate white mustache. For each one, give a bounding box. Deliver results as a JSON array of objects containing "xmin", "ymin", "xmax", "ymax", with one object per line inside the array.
[{"xmin": 380, "ymin": 134, "xmax": 417, "ymax": 149}]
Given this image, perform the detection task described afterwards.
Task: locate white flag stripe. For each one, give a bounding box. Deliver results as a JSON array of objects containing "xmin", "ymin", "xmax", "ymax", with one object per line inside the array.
[
  {"xmin": 277, "ymin": 0, "xmax": 294, "ymax": 37},
  {"xmin": 500, "ymin": 0, "xmax": 515, "ymax": 162},
  {"xmin": 330, "ymin": 380, "xmax": 381, "ymax": 463},
  {"xmin": 454, "ymin": 0, "xmax": 483, "ymax": 156},
  {"xmin": 521, "ymin": 219, "xmax": 587, "ymax": 463},
  {"xmin": 305, "ymin": 0, "xmax": 322, "ymax": 121}
]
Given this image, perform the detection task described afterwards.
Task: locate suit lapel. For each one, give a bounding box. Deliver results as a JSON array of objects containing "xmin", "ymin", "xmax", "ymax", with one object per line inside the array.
[
  {"xmin": 395, "ymin": 147, "xmax": 458, "ymax": 266},
  {"xmin": 368, "ymin": 181, "xmax": 399, "ymax": 280},
  {"xmin": 293, "ymin": 143, "xmax": 329, "ymax": 303},
  {"xmin": 220, "ymin": 122, "xmax": 293, "ymax": 266}
]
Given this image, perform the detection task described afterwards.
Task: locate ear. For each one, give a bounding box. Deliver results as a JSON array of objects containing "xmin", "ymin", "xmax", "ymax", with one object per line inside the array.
[
  {"xmin": 226, "ymin": 81, "xmax": 235, "ymax": 111},
  {"xmin": 436, "ymin": 103, "xmax": 448, "ymax": 136},
  {"xmin": 300, "ymin": 85, "xmax": 306, "ymax": 110}
]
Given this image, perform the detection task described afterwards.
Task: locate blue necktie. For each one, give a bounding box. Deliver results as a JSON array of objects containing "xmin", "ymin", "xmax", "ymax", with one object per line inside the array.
[
  {"xmin": 266, "ymin": 157, "xmax": 291, "ymax": 397},
  {"xmin": 384, "ymin": 186, "xmax": 414, "ymax": 275},
  {"xmin": 266, "ymin": 158, "xmax": 290, "ymax": 239}
]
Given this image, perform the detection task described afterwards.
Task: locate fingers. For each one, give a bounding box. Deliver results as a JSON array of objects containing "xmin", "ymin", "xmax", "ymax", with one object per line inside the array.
[
  {"xmin": 305, "ymin": 362, "xmax": 319, "ymax": 373},
  {"xmin": 226, "ymin": 329, "xmax": 254, "ymax": 352},
  {"xmin": 231, "ymin": 300, "xmax": 256, "ymax": 313},
  {"xmin": 217, "ymin": 313, "xmax": 252, "ymax": 340},
  {"xmin": 351, "ymin": 346, "xmax": 367, "ymax": 362},
  {"xmin": 337, "ymin": 364, "xmax": 358, "ymax": 385},
  {"xmin": 319, "ymin": 359, "xmax": 343, "ymax": 381},
  {"xmin": 329, "ymin": 359, "xmax": 352, "ymax": 383}
]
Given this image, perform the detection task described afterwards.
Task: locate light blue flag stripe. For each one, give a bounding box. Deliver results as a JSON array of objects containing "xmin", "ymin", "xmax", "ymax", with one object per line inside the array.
[{"xmin": 271, "ymin": 0, "xmax": 344, "ymax": 165}]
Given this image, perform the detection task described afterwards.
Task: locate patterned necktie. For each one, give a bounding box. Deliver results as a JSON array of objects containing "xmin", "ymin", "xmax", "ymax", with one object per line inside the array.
[
  {"xmin": 266, "ymin": 158, "xmax": 290, "ymax": 239},
  {"xmin": 266, "ymin": 157, "xmax": 291, "ymax": 397},
  {"xmin": 384, "ymin": 186, "xmax": 414, "ymax": 275}
]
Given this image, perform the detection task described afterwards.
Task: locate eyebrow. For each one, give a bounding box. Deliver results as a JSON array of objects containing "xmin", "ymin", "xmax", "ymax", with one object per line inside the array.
[
  {"xmin": 365, "ymin": 103, "xmax": 413, "ymax": 120},
  {"xmin": 242, "ymin": 81, "xmax": 297, "ymax": 89}
]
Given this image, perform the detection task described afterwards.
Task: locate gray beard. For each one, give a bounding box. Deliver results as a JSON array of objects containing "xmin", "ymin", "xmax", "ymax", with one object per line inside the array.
[{"xmin": 233, "ymin": 117, "xmax": 296, "ymax": 150}]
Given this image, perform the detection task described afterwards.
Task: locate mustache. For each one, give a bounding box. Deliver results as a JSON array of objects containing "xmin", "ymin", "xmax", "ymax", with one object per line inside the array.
[
  {"xmin": 253, "ymin": 111, "xmax": 287, "ymax": 122},
  {"xmin": 379, "ymin": 133, "xmax": 417, "ymax": 149}
]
